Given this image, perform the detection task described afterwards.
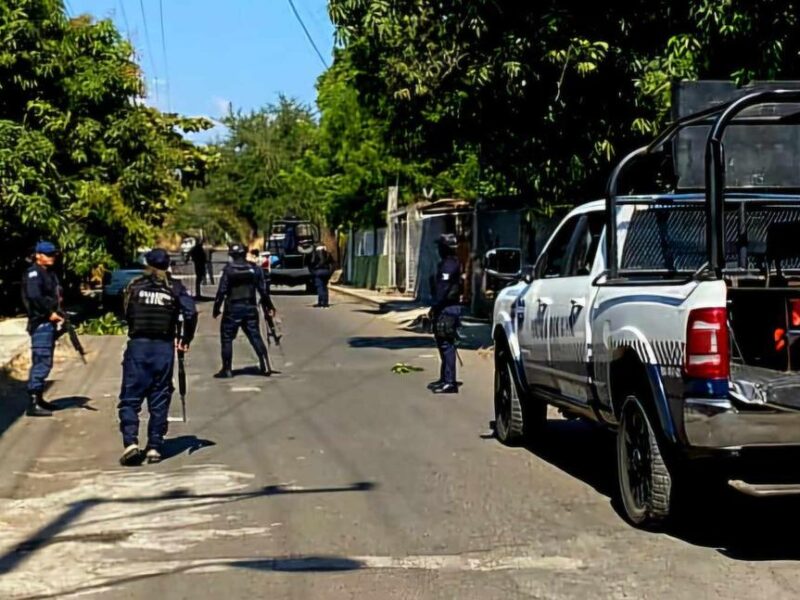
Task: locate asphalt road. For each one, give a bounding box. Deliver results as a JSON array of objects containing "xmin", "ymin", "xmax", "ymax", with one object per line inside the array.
[{"xmin": 2, "ymin": 289, "xmax": 800, "ymax": 599}]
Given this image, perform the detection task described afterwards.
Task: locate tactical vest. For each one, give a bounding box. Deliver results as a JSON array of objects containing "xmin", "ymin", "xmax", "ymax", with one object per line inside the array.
[
  {"xmin": 127, "ymin": 275, "xmax": 179, "ymax": 339},
  {"xmin": 227, "ymin": 262, "xmax": 258, "ymax": 303}
]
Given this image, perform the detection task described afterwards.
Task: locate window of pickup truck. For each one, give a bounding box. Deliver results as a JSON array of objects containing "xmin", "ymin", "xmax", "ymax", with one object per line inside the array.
[
  {"xmin": 621, "ymin": 205, "xmax": 800, "ymax": 273},
  {"xmin": 535, "ymin": 212, "xmax": 605, "ymax": 279}
]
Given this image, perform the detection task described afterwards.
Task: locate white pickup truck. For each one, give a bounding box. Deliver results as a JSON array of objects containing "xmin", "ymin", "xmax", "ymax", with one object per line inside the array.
[{"xmin": 492, "ymin": 89, "xmax": 800, "ymax": 527}]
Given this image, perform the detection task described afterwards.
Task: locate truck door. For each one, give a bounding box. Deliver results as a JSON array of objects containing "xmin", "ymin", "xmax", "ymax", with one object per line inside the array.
[
  {"xmin": 547, "ymin": 211, "xmax": 605, "ymax": 405},
  {"xmin": 521, "ymin": 214, "xmax": 585, "ymax": 394}
]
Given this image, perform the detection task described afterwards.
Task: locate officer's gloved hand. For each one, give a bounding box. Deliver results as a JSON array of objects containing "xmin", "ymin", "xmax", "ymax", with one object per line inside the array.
[{"xmin": 212, "ymin": 307, "xmax": 220, "ymax": 319}]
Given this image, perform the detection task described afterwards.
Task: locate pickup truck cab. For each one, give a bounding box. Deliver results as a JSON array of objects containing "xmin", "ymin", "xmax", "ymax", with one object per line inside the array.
[{"xmin": 492, "ymin": 89, "xmax": 800, "ymax": 527}]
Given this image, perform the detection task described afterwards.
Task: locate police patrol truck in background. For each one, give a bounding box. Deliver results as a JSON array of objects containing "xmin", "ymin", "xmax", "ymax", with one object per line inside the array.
[{"xmin": 492, "ymin": 89, "xmax": 800, "ymax": 527}]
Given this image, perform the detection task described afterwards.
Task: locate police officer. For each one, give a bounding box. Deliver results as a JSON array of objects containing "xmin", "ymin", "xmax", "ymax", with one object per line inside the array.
[
  {"xmin": 309, "ymin": 244, "xmax": 334, "ymax": 308},
  {"xmin": 21, "ymin": 241, "xmax": 63, "ymax": 417},
  {"xmin": 187, "ymin": 239, "xmax": 208, "ymax": 298},
  {"xmin": 212, "ymin": 243, "xmax": 276, "ymax": 378},
  {"xmin": 429, "ymin": 234, "xmax": 462, "ymax": 394},
  {"xmin": 118, "ymin": 248, "xmax": 197, "ymax": 466}
]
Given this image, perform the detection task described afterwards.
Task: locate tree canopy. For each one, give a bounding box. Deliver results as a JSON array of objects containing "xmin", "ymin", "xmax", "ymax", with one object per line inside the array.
[
  {"xmin": 0, "ymin": 0, "xmax": 214, "ymax": 304},
  {"xmin": 328, "ymin": 1, "xmax": 800, "ymax": 205}
]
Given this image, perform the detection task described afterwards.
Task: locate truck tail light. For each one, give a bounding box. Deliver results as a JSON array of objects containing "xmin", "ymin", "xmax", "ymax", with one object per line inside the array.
[
  {"xmin": 791, "ymin": 299, "xmax": 800, "ymax": 328},
  {"xmin": 685, "ymin": 308, "xmax": 729, "ymax": 379}
]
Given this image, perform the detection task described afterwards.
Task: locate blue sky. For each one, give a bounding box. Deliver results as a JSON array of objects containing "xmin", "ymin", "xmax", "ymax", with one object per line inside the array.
[{"xmin": 68, "ymin": 0, "xmax": 335, "ymax": 142}]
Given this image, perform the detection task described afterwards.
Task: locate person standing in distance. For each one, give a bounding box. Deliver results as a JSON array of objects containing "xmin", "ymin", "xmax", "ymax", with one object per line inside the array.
[
  {"xmin": 309, "ymin": 243, "xmax": 334, "ymax": 308},
  {"xmin": 118, "ymin": 249, "xmax": 197, "ymax": 466},
  {"xmin": 212, "ymin": 243, "xmax": 276, "ymax": 378},
  {"xmin": 429, "ymin": 234, "xmax": 462, "ymax": 394},
  {"xmin": 21, "ymin": 241, "xmax": 63, "ymax": 417},
  {"xmin": 187, "ymin": 239, "xmax": 208, "ymax": 298}
]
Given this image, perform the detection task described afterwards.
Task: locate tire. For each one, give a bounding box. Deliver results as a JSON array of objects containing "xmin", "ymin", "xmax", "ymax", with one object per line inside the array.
[
  {"xmin": 494, "ymin": 340, "xmax": 545, "ymax": 446},
  {"xmin": 305, "ymin": 281, "xmax": 316, "ymax": 294},
  {"xmin": 617, "ymin": 394, "xmax": 673, "ymax": 528}
]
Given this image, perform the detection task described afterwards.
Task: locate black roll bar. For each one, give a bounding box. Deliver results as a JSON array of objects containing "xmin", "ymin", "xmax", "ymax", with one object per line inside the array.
[
  {"xmin": 705, "ymin": 89, "xmax": 800, "ymax": 274},
  {"xmin": 605, "ymin": 88, "xmax": 800, "ymax": 280}
]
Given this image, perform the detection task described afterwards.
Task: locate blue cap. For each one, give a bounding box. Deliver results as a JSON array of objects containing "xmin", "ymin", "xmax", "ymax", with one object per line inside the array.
[
  {"xmin": 145, "ymin": 248, "xmax": 171, "ymax": 270},
  {"xmin": 35, "ymin": 241, "xmax": 58, "ymax": 254}
]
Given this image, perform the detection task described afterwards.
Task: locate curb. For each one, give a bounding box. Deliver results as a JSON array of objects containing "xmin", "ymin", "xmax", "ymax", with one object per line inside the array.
[
  {"xmin": 0, "ymin": 318, "xmax": 30, "ymax": 376},
  {"xmin": 329, "ymin": 285, "xmax": 491, "ymax": 323},
  {"xmin": 329, "ymin": 285, "xmax": 389, "ymax": 307},
  {"xmin": 0, "ymin": 342, "xmax": 28, "ymax": 376}
]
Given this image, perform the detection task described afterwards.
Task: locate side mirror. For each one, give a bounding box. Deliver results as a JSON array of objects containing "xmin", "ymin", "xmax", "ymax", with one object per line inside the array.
[
  {"xmin": 520, "ymin": 264, "xmax": 535, "ymax": 284},
  {"xmin": 483, "ymin": 249, "xmax": 498, "ymax": 275}
]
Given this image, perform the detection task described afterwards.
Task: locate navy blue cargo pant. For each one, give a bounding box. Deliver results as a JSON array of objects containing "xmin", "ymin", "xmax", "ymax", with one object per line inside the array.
[
  {"xmin": 118, "ymin": 339, "xmax": 174, "ymax": 450},
  {"xmin": 28, "ymin": 322, "xmax": 56, "ymax": 393},
  {"xmin": 312, "ymin": 269, "xmax": 331, "ymax": 307},
  {"xmin": 434, "ymin": 305, "xmax": 461, "ymax": 385},
  {"xmin": 221, "ymin": 302, "xmax": 268, "ymax": 366}
]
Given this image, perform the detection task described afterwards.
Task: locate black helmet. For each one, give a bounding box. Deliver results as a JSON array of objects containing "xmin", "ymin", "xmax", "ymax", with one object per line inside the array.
[{"xmin": 228, "ymin": 243, "xmax": 246, "ymax": 257}]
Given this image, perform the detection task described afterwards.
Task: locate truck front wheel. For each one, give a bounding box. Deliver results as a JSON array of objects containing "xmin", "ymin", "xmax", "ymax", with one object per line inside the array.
[
  {"xmin": 494, "ymin": 342, "xmax": 545, "ymax": 446},
  {"xmin": 617, "ymin": 395, "xmax": 673, "ymax": 528}
]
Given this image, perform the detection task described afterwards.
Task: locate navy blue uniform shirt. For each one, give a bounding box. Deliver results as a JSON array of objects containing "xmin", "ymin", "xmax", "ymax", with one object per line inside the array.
[
  {"xmin": 22, "ymin": 264, "xmax": 61, "ymax": 332},
  {"xmin": 432, "ymin": 255, "xmax": 461, "ymax": 313}
]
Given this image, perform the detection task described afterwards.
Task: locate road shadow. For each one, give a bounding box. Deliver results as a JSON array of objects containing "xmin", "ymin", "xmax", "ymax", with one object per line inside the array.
[
  {"xmin": 0, "ymin": 376, "xmax": 27, "ymax": 439},
  {"xmin": 160, "ymin": 435, "xmax": 216, "ymax": 460},
  {"xmin": 270, "ymin": 288, "xmax": 313, "ymax": 296},
  {"xmin": 50, "ymin": 396, "xmax": 97, "ymax": 412},
  {"xmin": 349, "ymin": 336, "xmax": 436, "ymax": 350},
  {"xmin": 510, "ymin": 417, "xmax": 800, "ymax": 561},
  {"xmin": 231, "ymin": 365, "xmax": 274, "ymax": 377},
  {"xmin": 20, "ymin": 555, "xmax": 366, "ymax": 599}
]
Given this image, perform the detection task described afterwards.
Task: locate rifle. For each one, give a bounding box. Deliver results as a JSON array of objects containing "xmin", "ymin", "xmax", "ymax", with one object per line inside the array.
[
  {"xmin": 177, "ymin": 349, "xmax": 187, "ymax": 422},
  {"xmin": 58, "ymin": 313, "xmax": 87, "ymax": 364},
  {"xmin": 264, "ymin": 310, "xmax": 282, "ymax": 346}
]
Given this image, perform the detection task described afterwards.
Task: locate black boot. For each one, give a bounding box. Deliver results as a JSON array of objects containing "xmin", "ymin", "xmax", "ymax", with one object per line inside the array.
[
  {"xmin": 214, "ymin": 366, "xmax": 233, "ymax": 378},
  {"xmin": 27, "ymin": 392, "xmax": 52, "ymax": 417},
  {"xmin": 35, "ymin": 391, "xmax": 58, "ymax": 412},
  {"xmin": 258, "ymin": 355, "xmax": 271, "ymax": 376},
  {"xmin": 432, "ymin": 383, "xmax": 459, "ymax": 394}
]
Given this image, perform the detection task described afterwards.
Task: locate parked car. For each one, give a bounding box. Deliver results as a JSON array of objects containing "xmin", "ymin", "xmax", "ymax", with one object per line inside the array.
[
  {"xmin": 103, "ymin": 265, "xmax": 144, "ymax": 314},
  {"xmin": 492, "ymin": 89, "xmax": 800, "ymax": 528}
]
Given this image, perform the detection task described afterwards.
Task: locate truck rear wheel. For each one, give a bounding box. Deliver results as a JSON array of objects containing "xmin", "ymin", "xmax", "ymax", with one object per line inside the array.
[
  {"xmin": 494, "ymin": 342, "xmax": 545, "ymax": 446},
  {"xmin": 617, "ymin": 395, "xmax": 672, "ymax": 528}
]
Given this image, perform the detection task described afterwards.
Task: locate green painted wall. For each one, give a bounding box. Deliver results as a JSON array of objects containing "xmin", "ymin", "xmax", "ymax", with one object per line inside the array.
[{"xmin": 350, "ymin": 256, "xmax": 389, "ymax": 289}]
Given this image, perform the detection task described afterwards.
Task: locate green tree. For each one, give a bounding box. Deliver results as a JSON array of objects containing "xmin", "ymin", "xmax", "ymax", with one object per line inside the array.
[
  {"xmin": 328, "ymin": 1, "xmax": 800, "ymax": 208},
  {"xmin": 0, "ymin": 0, "xmax": 213, "ymax": 306},
  {"xmin": 201, "ymin": 97, "xmax": 319, "ymax": 237}
]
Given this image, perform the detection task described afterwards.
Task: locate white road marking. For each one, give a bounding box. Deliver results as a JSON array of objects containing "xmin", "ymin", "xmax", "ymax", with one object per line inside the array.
[{"xmin": 230, "ymin": 387, "xmax": 261, "ymax": 392}]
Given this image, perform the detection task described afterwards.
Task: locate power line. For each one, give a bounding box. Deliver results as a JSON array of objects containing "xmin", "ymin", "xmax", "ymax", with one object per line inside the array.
[
  {"xmin": 158, "ymin": 0, "xmax": 172, "ymax": 112},
  {"xmin": 117, "ymin": 0, "xmax": 132, "ymax": 41},
  {"xmin": 138, "ymin": 0, "xmax": 161, "ymax": 106},
  {"xmin": 286, "ymin": 0, "xmax": 329, "ymax": 69}
]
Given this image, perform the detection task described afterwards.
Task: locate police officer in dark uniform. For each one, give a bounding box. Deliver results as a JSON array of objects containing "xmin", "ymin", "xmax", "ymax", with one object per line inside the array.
[
  {"xmin": 21, "ymin": 241, "xmax": 63, "ymax": 417},
  {"xmin": 212, "ymin": 243, "xmax": 276, "ymax": 378},
  {"xmin": 187, "ymin": 239, "xmax": 208, "ymax": 298},
  {"xmin": 429, "ymin": 234, "xmax": 462, "ymax": 394},
  {"xmin": 118, "ymin": 248, "xmax": 197, "ymax": 466},
  {"xmin": 309, "ymin": 244, "xmax": 334, "ymax": 307}
]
